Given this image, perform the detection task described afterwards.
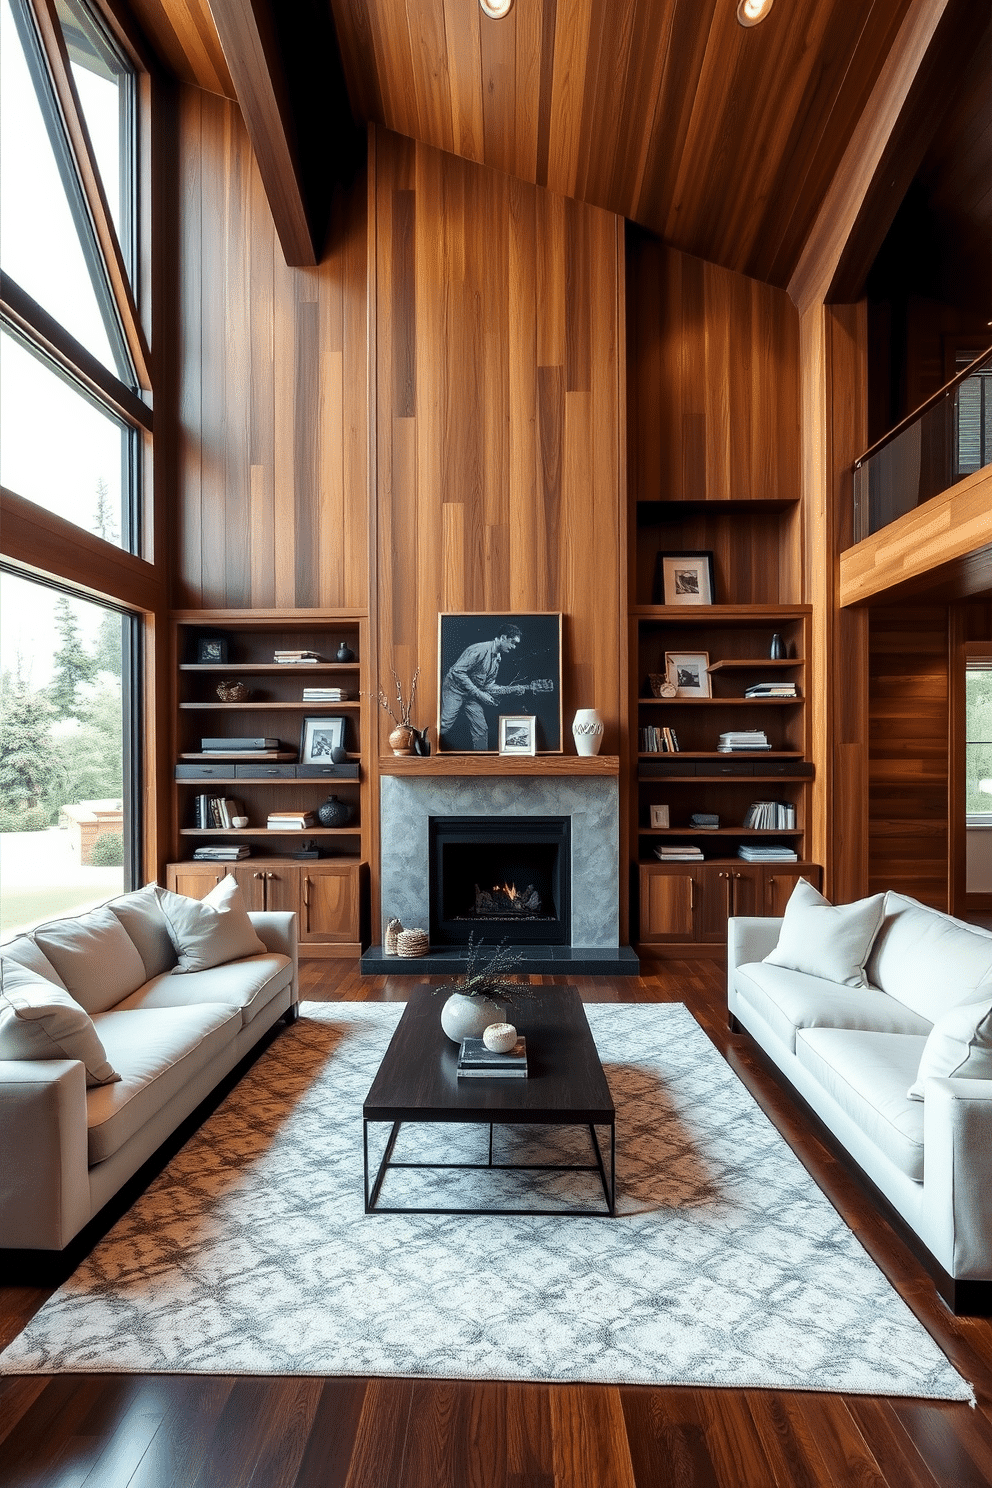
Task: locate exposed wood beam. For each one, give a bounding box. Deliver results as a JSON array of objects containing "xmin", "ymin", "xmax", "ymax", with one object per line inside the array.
[
  {"xmin": 788, "ymin": 0, "xmax": 951, "ymax": 315},
  {"xmin": 1, "ymin": 273, "xmax": 153, "ymax": 432},
  {"xmin": 29, "ymin": 0, "xmax": 153, "ymax": 391},
  {"xmin": 205, "ymin": 0, "xmax": 317, "ymax": 267},
  {"xmin": 839, "ymin": 466, "xmax": 992, "ymax": 607}
]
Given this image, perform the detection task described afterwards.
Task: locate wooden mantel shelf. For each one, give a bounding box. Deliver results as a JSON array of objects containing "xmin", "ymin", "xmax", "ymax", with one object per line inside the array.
[{"xmin": 378, "ymin": 754, "xmax": 620, "ymax": 777}]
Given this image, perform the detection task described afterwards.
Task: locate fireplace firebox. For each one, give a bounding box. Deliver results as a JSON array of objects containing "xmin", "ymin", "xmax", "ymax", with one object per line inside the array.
[{"xmin": 429, "ymin": 816, "xmax": 571, "ymax": 946}]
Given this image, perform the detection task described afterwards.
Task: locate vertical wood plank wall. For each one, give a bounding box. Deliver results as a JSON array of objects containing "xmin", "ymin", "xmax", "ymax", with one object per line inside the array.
[
  {"xmin": 174, "ymin": 86, "xmax": 369, "ymax": 611},
  {"xmin": 372, "ymin": 127, "xmax": 625, "ymax": 756},
  {"xmin": 868, "ymin": 606, "xmax": 949, "ymax": 909}
]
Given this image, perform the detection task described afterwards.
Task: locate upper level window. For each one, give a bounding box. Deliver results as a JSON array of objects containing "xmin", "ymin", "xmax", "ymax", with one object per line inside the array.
[
  {"xmin": 954, "ymin": 349, "xmax": 992, "ymax": 481},
  {"xmin": 965, "ymin": 662, "xmax": 992, "ymax": 822}
]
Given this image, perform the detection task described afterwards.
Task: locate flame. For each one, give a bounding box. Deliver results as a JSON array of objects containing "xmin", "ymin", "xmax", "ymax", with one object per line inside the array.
[{"xmin": 498, "ymin": 883, "xmax": 518, "ymax": 901}]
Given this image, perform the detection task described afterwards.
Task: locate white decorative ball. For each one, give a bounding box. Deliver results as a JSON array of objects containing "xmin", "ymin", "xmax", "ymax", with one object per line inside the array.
[{"xmin": 483, "ymin": 1022, "xmax": 517, "ymax": 1053}]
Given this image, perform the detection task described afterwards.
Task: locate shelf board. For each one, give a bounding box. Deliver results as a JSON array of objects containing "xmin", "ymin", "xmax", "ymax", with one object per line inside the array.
[
  {"xmin": 632, "ymin": 604, "xmax": 812, "ymax": 622},
  {"xmin": 180, "ymin": 826, "xmax": 359, "ymax": 836},
  {"xmin": 179, "ymin": 701, "xmax": 360, "ymax": 710},
  {"xmin": 637, "ymin": 751, "xmax": 803, "ymax": 759},
  {"xmin": 640, "ymin": 856, "xmax": 806, "ymax": 867},
  {"xmin": 176, "ymin": 777, "xmax": 360, "ymax": 786},
  {"xmin": 706, "ymin": 659, "xmax": 804, "ymax": 671},
  {"xmin": 180, "ymin": 662, "xmax": 359, "ymax": 673},
  {"xmin": 637, "ymin": 696, "xmax": 801, "ymax": 705},
  {"xmin": 379, "ymin": 754, "xmax": 619, "ymax": 777},
  {"xmin": 641, "ymin": 827, "xmax": 802, "ymax": 836}
]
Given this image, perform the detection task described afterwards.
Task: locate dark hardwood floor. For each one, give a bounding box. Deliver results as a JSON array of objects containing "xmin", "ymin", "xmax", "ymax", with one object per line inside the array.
[{"xmin": 4, "ymin": 959, "xmax": 992, "ymax": 1487}]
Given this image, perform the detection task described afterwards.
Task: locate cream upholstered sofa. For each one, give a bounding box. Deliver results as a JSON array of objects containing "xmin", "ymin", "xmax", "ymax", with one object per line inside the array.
[
  {"xmin": 729, "ymin": 882, "xmax": 992, "ymax": 1314},
  {"xmin": 0, "ymin": 877, "xmax": 298, "ymax": 1253}
]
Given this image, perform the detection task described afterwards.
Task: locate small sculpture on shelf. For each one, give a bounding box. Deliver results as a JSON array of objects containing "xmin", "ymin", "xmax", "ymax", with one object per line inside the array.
[
  {"xmin": 316, "ymin": 794, "xmax": 353, "ymax": 828},
  {"xmin": 216, "ymin": 680, "xmax": 251, "ymax": 702},
  {"xmin": 335, "ymin": 641, "xmax": 356, "ymax": 663}
]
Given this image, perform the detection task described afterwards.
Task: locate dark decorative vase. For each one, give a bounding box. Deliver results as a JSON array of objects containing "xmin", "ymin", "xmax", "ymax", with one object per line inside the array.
[
  {"xmin": 335, "ymin": 641, "xmax": 355, "ymax": 663},
  {"xmin": 770, "ymin": 633, "xmax": 786, "ymax": 660},
  {"xmin": 411, "ymin": 724, "xmax": 431, "ymax": 756},
  {"xmin": 317, "ymin": 794, "xmax": 352, "ymax": 827}
]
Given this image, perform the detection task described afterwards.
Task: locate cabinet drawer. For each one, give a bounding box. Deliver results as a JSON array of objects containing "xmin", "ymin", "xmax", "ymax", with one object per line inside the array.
[
  {"xmin": 234, "ymin": 763, "xmax": 297, "ymax": 778},
  {"xmin": 175, "ymin": 763, "xmax": 234, "ymax": 780},
  {"xmin": 296, "ymin": 762, "xmax": 360, "ymax": 779},
  {"xmin": 705, "ymin": 760, "xmax": 753, "ymax": 776},
  {"xmin": 639, "ymin": 761, "xmax": 694, "ymax": 778}
]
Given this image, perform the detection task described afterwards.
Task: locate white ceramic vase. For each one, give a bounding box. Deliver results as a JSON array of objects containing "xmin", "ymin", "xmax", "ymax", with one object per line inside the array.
[
  {"xmin": 572, "ymin": 707, "xmax": 604, "ymax": 756},
  {"xmin": 439, "ymin": 991, "xmax": 504, "ymax": 1044}
]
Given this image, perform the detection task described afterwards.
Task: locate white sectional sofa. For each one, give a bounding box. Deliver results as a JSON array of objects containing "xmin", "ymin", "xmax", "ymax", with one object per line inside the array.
[
  {"xmin": 729, "ymin": 881, "xmax": 992, "ymax": 1314},
  {"xmin": 0, "ymin": 877, "xmax": 298, "ymax": 1253}
]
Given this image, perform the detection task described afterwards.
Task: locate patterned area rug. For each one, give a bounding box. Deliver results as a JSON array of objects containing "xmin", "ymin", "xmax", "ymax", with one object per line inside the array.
[{"xmin": 0, "ymin": 1002, "xmax": 973, "ymax": 1397}]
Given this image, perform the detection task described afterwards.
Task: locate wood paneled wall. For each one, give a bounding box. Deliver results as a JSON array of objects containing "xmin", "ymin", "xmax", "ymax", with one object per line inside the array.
[
  {"xmin": 372, "ymin": 127, "xmax": 625, "ymax": 754},
  {"xmin": 868, "ymin": 605, "xmax": 949, "ymax": 908},
  {"xmin": 174, "ymin": 86, "xmax": 369, "ymax": 611}
]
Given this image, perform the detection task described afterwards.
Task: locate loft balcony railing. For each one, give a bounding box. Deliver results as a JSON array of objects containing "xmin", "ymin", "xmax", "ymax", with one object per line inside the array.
[{"xmin": 853, "ymin": 345, "xmax": 992, "ymax": 543}]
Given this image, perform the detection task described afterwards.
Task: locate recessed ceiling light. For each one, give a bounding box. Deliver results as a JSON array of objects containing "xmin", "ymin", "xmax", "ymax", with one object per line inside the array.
[
  {"xmin": 737, "ymin": 0, "xmax": 774, "ymax": 25},
  {"xmin": 480, "ymin": 0, "xmax": 513, "ymax": 16}
]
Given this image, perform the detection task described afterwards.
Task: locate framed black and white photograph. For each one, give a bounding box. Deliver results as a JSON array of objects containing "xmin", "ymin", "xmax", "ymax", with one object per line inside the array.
[
  {"xmin": 498, "ymin": 715, "xmax": 537, "ymax": 756},
  {"xmin": 196, "ymin": 636, "xmax": 228, "ymax": 664},
  {"xmin": 300, "ymin": 715, "xmax": 346, "ymax": 763},
  {"xmin": 655, "ymin": 551, "xmax": 715, "ymax": 606},
  {"xmin": 437, "ymin": 612, "xmax": 562, "ymax": 753},
  {"xmin": 664, "ymin": 651, "xmax": 711, "ymax": 699}
]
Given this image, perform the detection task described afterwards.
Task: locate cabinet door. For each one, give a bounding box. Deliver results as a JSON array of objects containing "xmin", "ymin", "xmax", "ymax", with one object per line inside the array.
[
  {"xmin": 697, "ymin": 867, "xmax": 737, "ymax": 943},
  {"xmin": 228, "ymin": 865, "xmax": 269, "ymax": 912},
  {"xmin": 166, "ymin": 863, "xmax": 226, "ymax": 899},
  {"xmin": 300, "ymin": 864, "xmax": 359, "ymax": 943},
  {"xmin": 764, "ymin": 865, "xmax": 821, "ymax": 916},
  {"xmin": 729, "ymin": 866, "xmax": 763, "ymax": 918},
  {"xmin": 639, "ymin": 865, "xmax": 695, "ymax": 942}
]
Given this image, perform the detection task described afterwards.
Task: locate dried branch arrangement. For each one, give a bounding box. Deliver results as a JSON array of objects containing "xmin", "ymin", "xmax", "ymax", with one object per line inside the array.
[{"xmin": 375, "ymin": 667, "xmax": 420, "ymax": 727}]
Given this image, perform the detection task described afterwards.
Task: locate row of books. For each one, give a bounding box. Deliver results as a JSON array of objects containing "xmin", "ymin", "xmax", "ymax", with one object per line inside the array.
[
  {"xmin": 717, "ymin": 730, "xmax": 771, "ymax": 752},
  {"xmin": 302, "ymin": 688, "xmax": 350, "ymax": 701},
  {"xmin": 639, "ymin": 726, "xmax": 680, "ymax": 753},
  {"xmin": 744, "ymin": 801, "xmax": 796, "ymax": 829},
  {"xmin": 193, "ymin": 795, "xmax": 243, "ymax": 828}
]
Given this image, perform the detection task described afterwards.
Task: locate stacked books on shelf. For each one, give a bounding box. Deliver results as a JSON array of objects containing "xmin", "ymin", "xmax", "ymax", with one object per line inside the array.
[
  {"xmin": 690, "ymin": 812, "xmax": 719, "ymax": 829},
  {"xmin": 738, "ymin": 844, "xmax": 798, "ymax": 862},
  {"xmin": 266, "ymin": 810, "xmax": 317, "ymax": 830},
  {"xmin": 302, "ymin": 687, "xmax": 349, "ymax": 701},
  {"xmin": 653, "ymin": 844, "xmax": 704, "ymax": 862},
  {"xmin": 744, "ymin": 681, "xmax": 800, "ymax": 698},
  {"xmin": 193, "ymin": 795, "xmax": 243, "ymax": 828},
  {"xmin": 639, "ymin": 726, "xmax": 680, "ymax": 753},
  {"xmin": 196, "ymin": 737, "xmax": 295, "ymax": 761},
  {"xmin": 193, "ymin": 844, "xmax": 250, "ymax": 861},
  {"xmin": 744, "ymin": 801, "xmax": 796, "ymax": 829},
  {"xmin": 274, "ymin": 649, "xmax": 322, "ymax": 663},
  {"xmin": 717, "ymin": 730, "xmax": 770, "ymax": 752},
  {"xmin": 456, "ymin": 1036, "xmax": 528, "ymax": 1078}
]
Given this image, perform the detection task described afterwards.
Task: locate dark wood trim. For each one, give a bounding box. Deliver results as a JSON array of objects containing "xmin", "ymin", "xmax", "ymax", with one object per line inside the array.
[
  {"xmin": 1, "ymin": 488, "xmax": 164, "ymax": 612},
  {"xmin": 1, "ymin": 274, "xmax": 152, "ymax": 432},
  {"xmin": 204, "ymin": 0, "xmax": 317, "ymax": 267},
  {"xmin": 28, "ymin": 0, "xmax": 152, "ymax": 391}
]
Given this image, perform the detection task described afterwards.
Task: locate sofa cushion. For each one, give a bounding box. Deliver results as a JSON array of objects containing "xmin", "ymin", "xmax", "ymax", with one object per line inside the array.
[
  {"xmin": 735, "ymin": 962, "xmax": 931, "ymax": 1054},
  {"xmin": 33, "ymin": 906, "xmax": 148, "ymax": 1013},
  {"xmin": 87, "ymin": 1003, "xmax": 240, "ymax": 1163},
  {"xmin": 115, "ymin": 953, "xmax": 293, "ymax": 1026},
  {"xmin": 155, "ymin": 877, "xmax": 266, "ymax": 973},
  {"xmin": 0, "ymin": 935, "xmax": 68, "ymax": 989},
  {"xmin": 908, "ymin": 1000, "xmax": 992, "ymax": 1100},
  {"xmin": 107, "ymin": 884, "xmax": 177, "ymax": 980},
  {"xmin": 795, "ymin": 1027, "xmax": 927, "ymax": 1182},
  {"xmin": 866, "ymin": 892, "xmax": 992, "ymax": 1022},
  {"xmin": 0, "ymin": 960, "xmax": 119, "ymax": 1087},
  {"xmin": 762, "ymin": 878, "xmax": 885, "ymax": 988}
]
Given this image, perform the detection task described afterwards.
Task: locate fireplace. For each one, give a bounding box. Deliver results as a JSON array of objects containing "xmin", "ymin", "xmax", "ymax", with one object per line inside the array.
[{"xmin": 429, "ymin": 816, "xmax": 571, "ymax": 946}]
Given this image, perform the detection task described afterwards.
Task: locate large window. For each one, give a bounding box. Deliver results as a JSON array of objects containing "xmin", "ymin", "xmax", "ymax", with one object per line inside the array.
[
  {"xmin": 966, "ymin": 662, "xmax": 992, "ymax": 820},
  {"xmin": 0, "ymin": 0, "xmax": 148, "ymax": 912}
]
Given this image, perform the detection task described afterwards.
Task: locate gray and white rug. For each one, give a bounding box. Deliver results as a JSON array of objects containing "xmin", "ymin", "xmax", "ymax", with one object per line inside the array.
[{"xmin": 0, "ymin": 1002, "xmax": 973, "ymax": 1398}]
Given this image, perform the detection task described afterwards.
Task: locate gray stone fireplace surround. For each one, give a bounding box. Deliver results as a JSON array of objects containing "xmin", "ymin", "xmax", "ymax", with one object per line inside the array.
[{"xmin": 361, "ymin": 772, "xmax": 638, "ymax": 974}]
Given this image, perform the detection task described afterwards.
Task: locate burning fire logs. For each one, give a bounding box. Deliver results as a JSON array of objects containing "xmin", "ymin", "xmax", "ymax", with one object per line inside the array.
[{"xmin": 472, "ymin": 882, "xmax": 542, "ymax": 917}]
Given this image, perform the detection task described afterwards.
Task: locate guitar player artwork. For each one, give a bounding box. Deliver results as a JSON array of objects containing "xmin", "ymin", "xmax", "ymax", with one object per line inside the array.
[{"xmin": 437, "ymin": 612, "xmax": 562, "ymax": 753}]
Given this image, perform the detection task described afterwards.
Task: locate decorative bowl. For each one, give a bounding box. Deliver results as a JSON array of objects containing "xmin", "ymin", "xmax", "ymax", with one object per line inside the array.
[{"xmin": 216, "ymin": 680, "xmax": 250, "ymax": 702}]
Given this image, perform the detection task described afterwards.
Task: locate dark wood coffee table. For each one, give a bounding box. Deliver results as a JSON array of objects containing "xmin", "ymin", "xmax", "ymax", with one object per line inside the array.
[{"xmin": 363, "ymin": 984, "xmax": 616, "ymax": 1216}]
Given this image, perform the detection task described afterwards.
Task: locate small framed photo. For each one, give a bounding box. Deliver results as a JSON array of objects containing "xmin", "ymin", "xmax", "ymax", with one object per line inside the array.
[
  {"xmin": 300, "ymin": 715, "xmax": 346, "ymax": 763},
  {"xmin": 656, "ymin": 551, "xmax": 715, "ymax": 606},
  {"xmin": 649, "ymin": 804, "xmax": 670, "ymax": 828},
  {"xmin": 665, "ymin": 651, "xmax": 711, "ymax": 699},
  {"xmin": 498, "ymin": 715, "xmax": 537, "ymax": 756},
  {"xmin": 197, "ymin": 636, "xmax": 228, "ymax": 664}
]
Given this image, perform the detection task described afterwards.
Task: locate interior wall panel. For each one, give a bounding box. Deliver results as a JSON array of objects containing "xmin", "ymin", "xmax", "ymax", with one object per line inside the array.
[
  {"xmin": 373, "ymin": 126, "xmax": 624, "ymax": 758},
  {"xmin": 174, "ymin": 86, "xmax": 369, "ymax": 611}
]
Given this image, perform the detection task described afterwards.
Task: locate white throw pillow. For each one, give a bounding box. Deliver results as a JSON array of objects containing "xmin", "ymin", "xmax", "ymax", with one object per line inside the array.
[
  {"xmin": 155, "ymin": 876, "xmax": 266, "ymax": 973},
  {"xmin": 108, "ymin": 883, "xmax": 177, "ymax": 980},
  {"xmin": 908, "ymin": 1001, "xmax": 992, "ymax": 1100},
  {"xmin": 866, "ymin": 891, "xmax": 992, "ymax": 1023},
  {"xmin": 33, "ymin": 905, "xmax": 148, "ymax": 1013},
  {"xmin": 763, "ymin": 878, "xmax": 886, "ymax": 988},
  {"xmin": 0, "ymin": 959, "xmax": 120, "ymax": 1086}
]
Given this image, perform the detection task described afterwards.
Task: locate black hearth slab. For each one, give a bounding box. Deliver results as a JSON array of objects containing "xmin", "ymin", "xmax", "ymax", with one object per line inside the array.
[{"xmin": 359, "ymin": 944, "xmax": 640, "ymax": 976}]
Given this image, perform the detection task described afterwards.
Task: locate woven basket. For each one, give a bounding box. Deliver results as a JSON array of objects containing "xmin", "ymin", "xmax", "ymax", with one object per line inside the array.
[
  {"xmin": 216, "ymin": 680, "xmax": 251, "ymax": 702},
  {"xmin": 396, "ymin": 928, "xmax": 429, "ymax": 957}
]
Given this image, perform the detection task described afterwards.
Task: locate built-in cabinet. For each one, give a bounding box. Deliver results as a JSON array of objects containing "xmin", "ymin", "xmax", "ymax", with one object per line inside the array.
[{"xmin": 166, "ymin": 610, "xmax": 371, "ymax": 956}]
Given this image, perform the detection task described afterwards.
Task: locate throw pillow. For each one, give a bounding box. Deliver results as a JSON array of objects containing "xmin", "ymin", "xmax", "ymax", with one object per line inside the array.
[
  {"xmin": 0, "ymin": 959, "xmax": 120, "ymax": 1086},
  {"xmin": 155, "ymin": 875, "xmax": 266, "ymax": 973},
  {"xmin": 908, "ymin": 1001, "xmax": 992, "ymax": 1099},
  {"xmin": 33, "ymin": 905, "xmax": 148, "ymax": 1013},
  {"xmin": 763, "ymin": 878, "xmax": 886, "ymax": 988},
  {"xmin": 108, "ymin": 883, "xmax": 178, "ymax": 980}
]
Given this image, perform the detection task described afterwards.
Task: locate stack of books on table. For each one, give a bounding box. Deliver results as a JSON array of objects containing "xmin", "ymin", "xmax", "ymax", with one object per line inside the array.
[
  {"xmin": 457, "ymin": 1036, "xmax": 528, "ymax": 1078},
  {"xmin": 274, "ymin": 650, "xmax": 321, "ymax": 664},
  {"xmin": 744, "ymin": 681, "xmax": 799, "ymax": 698},
  {"xmin": 302, "ymin": 687, "xmax": 349, "ymax": 701},
  {"xmin": 717, "ymin": 730, "xmax": 771, "ymax": 752},
  {"xmin": 744, "ymin": 801, "xmax": 796, "ymax": 829},
  {"xmin": 653, "ymin": 844, "xmax": 704, "ymax": 862},
  {"xmin": 267, "ymin": 810, "xmax": 316, "ymax": 830},
  {"xmin": 194, "ymin": 844, "xmax": 251, "ymax": 861},
  {"xmin": 737, "ymin": 844, "xmax": 798, "ymax": 862}
]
